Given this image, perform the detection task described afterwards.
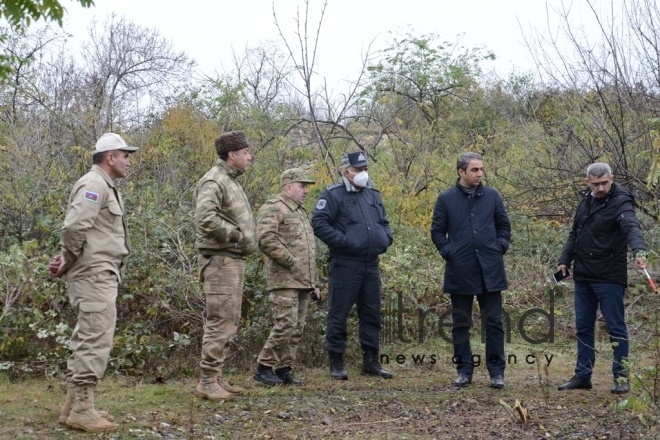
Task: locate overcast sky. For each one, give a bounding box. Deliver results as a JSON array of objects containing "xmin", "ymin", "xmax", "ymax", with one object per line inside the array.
[{"xmin": 62, "ymin": 0, "xmax": 617, "ymax": 84}]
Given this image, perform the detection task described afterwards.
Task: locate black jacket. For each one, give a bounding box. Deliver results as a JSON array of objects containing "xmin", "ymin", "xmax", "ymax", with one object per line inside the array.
[
  {"xmin": 559, "ymin": 182, "xmax": 647, "ymax": 285},
  {"xmin": 431, "ymin": 180, "xmax": 511, "ymax": 294},
  {"xmin": 312, "ymin": 182, "xmax": 393, "ymax": 262}
]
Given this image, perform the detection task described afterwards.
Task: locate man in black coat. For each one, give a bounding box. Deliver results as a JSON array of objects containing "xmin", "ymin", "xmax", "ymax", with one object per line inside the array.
[
  {"xmin": 557, "ymin": 162, "xmax": 648, "ymax": 394},
  {"xmin": 312, "ymin": 151, "xmax": 394, "ymax": 380},
  {"xmin": 431, "ymin": 152, "xmax": 511, "ymax": 389}
]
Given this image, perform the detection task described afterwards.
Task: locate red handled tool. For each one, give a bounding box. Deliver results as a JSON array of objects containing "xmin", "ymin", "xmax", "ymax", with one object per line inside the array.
[{"xmin": 644, "ymin": 268, "xmax": 657, "ymax": 293}]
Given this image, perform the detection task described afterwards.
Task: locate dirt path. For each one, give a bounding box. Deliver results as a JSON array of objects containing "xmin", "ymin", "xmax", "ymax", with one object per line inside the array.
[{"xmin": 1, "ymin": 356, "xmax": 657, "ymax": 439}]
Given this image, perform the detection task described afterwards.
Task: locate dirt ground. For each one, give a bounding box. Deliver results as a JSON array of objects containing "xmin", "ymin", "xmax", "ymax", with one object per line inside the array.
[{"xmin": 2, "ymin": 344, "xmax": 658, "ymax": 439}]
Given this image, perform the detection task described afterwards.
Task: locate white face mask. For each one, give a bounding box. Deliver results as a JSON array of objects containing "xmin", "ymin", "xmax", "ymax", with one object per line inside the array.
[{"xmin": 352, "ymin": 170, "xmax": 369, "ymax": 188}]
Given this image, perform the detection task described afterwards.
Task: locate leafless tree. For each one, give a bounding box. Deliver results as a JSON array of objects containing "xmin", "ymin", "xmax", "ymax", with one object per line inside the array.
[
  {"xmin": 78, "ymin": 14, "xmax": 195, "ymax": 142},
  {"xmin": 524, "ymin": 0, "xmax": 660, "ymax": 216},
  {"xmin": 272, "ymin": 0, "xmax": 377, "ymax": 181}
]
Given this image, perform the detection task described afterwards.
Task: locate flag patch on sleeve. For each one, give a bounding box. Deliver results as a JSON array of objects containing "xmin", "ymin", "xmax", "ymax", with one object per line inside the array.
[{"xmin": 84, "ymin": 191, "xmax": 99, "ymax": 203}]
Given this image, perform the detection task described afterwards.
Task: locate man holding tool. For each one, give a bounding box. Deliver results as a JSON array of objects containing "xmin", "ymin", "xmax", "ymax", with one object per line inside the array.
[{"xmin": 557, "ymin": 162, "xmax": 650, "ymax": 394}]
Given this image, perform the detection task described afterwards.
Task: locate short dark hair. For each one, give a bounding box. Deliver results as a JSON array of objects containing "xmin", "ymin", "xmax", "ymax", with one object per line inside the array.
[
  {"xmin": 219, "ymin": 151, "xmax": 229, "ymax": 161},
  {"xmin": 92, "ymin": 151, "xmax": 110, "ymax": 165},
  {"xmin": 456, "ymin": 152, "xmax": 483, "ymax": 173}
]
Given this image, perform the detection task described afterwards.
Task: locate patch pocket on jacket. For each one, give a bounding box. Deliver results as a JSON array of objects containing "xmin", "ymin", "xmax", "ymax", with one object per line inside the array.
[
  {"xmin": 368, "ymin": 201, "xmax": 386, "ymax": 224},
  {"xmin": 107, "ymin": 200, "xmax": 123, "ymax": 232},
  {"xmin": 282, "ymin": 214, "xmax": 302, "ymax": 237},
  {"xmin": 342, "ymin": 200, "xmax": 360, "ymax": 223},
  {"xmin": 283, "ymin": 215, "xmax": 301, "ymax": 224}
]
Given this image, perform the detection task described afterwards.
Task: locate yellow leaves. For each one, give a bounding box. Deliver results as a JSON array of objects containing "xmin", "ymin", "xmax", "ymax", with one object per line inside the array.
[{"xmin": 647, "ymin": 133, "xmax": 660, "ymax": 190}]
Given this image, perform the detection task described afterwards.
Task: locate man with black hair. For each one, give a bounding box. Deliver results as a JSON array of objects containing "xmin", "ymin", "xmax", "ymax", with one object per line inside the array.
[
  {"xmin": 49, "ymin": 133, "xmax": 138, "ymax": 433},
  {"xmin": 431, "ymin": 152, "xmax": 510, "ymax": 389}
]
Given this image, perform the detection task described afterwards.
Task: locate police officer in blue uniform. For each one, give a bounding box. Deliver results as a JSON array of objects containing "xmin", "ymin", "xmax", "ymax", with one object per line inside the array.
[{"xmin": 312, "ymin": 152, "xmax": 393, "ymax": 380}]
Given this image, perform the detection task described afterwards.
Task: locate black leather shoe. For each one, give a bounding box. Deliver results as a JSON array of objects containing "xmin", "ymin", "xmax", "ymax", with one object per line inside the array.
[
  {"xmin": 611, "ymin": 379, "xmax": 630, "ymax": 394},
  {"xmin": 329, "ymin": 352, "xmax": 348, "ymax": 380},
  {"xmin": 275, "ymin": 367, "xmax": 306, "ymax": 386},
  {"xmin": 490, "ymin": 375, "xmax": 504, "ymax": 389},
  {"xmin": 253, "ymin": 364, "xmax": 284, "ymax": 386},
  {"xmin": 558, "ymin": 375, "xmax": 592, "ymax": 391},
  {"xmin": 454, "ymin": 373, "xmax": 472, "ymax": 387},
  {"xmin": 361, "ymin": 349, "xmax": 393, "ymax": 379}
]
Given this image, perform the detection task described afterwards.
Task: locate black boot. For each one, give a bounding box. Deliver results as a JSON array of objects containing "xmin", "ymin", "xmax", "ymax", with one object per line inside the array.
[
  {"xmin": 275, "ymin": 367, "xmax": 306, "ymax": 386},
  {"xmin": 557, "ymin": 375, "xmax": 592, "ymax": 391},
  {"xmin": 253, "ymin": 364, "xmax": 283, "ymax": 386},
  {"xmin": 361, "ymin": 348, "xmax": 393, "ymax": 379},
  {"xmin": 328, "ymin": 352, "xmax": 348, "ymax": 380},
  {"xmin": 611, "ymin": 378, "xmax": 630, "ymax": 394}
]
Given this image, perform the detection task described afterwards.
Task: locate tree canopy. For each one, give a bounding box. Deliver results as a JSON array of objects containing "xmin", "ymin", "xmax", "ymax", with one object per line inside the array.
[{"xmin": 0, "ymin": 0, "xmax": 94, "ymax": 79}]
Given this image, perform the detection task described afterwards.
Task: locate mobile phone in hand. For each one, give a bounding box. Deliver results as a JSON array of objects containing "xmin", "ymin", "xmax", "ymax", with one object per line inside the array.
[{"xmin": 553, "ymin": 269, "xmax": 570, "ymax": 283}]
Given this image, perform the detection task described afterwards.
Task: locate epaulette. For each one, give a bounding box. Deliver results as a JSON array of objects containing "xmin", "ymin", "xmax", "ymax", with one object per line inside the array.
[{"xmin": 327, "ymin": 183, "xmax": 344, "ymax": 190}]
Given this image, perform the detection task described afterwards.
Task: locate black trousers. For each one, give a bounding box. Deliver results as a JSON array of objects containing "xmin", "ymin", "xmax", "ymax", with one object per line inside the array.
[
  {"xmin": 325, "ymin": 258, "xmax": 381, "ymax": 354},
  {"xmin": 450, "ymin": 291, "xmax": 505, "ymax": 376}
]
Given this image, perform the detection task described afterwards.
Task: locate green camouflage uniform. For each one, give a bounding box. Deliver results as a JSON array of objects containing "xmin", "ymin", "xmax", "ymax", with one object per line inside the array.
[
  {"xmin": 61, "ymin": 165, "xmax": 130, "ymax": 386},
  {"xmin": 256, "ymin": 193, "xmax": 319, "ymax": 370},
  {"xmin": 194, "ymin": 159, "xmax": 257, "ymax": 375}
]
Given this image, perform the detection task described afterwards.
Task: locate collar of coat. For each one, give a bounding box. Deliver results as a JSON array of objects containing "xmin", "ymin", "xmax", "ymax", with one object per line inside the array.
[
  {"xmin": 455, "ymin": 178, "xmax": 484, "ymax": 197},
  {"xmin": 578, "ymin": 182, "xmax": 630, "ymax": 204},
  {"xmin": 91, "ymin": 164, "xmax": 116, "ymax": 188},
  {"xmin": 215, "ymin": 158, "xmax": 244, "ymax": 178},
  {"xmin": 277, "ymin": 193, "xmax": 306, "ymax": 212}
]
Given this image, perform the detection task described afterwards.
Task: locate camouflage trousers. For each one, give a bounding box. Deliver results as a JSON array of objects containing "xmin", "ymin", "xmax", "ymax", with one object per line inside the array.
[
  {"xmin": 199, "ymin": 254, "xmax": 245, "ymax": 375},
  {"xmin": 66, "ymin": 270, "xmax": 118, "ymax": 386},
  {"xmin": 257, "ymin": 289, "xmax": 310, "ymax": 370}
]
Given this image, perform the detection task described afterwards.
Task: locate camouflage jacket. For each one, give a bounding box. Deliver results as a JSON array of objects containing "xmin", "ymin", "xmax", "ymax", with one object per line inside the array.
[
  {"xmin": 257, "ymin": 193, "xmax": 319, "ymax": 290},
  {"xmin": 194, "ymin": 159, "xmax": 257, "ymax": 258}
]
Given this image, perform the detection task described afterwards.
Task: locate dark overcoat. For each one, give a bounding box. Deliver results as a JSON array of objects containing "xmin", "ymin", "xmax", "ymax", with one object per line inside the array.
[
  {"xmin": 312, "ymin": 183, "xmax": 393, "ymax": 262},
  {"xmin": 431, "ymin": 180, "xmax": 510, "ymax": 294},
  {"xmin": 559, "ymin": 182, "xmax": 647, "ymax": 285}
]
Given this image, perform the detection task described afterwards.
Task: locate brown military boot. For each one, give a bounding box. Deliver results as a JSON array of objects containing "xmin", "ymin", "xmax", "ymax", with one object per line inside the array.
[
  {"xmin": 58, "ymin": 383, "xmax": 110, "ymax": 425},
  {"xmin": 66, "ymin": 385, "xmax": 117, "ymax": 433},
  {"xmin": 218, "ymin": 377, "xmax": 244, "ymax": 395},
  {"xmin": 196, "ymin": 374, "xmax": 235, "ymax": 401}
]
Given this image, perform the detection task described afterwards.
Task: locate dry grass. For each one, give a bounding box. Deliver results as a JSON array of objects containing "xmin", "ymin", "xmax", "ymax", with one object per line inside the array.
[{"xmin": 2, "ymin": 341, "xmax": 659, "ymax": 439}]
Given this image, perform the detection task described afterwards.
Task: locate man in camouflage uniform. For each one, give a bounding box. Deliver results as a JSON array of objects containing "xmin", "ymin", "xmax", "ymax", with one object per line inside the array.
[
  {"xmin": 194, "ymin": 130, "xmax": 257, "ymax": 401},
  {"xmin": 49, "ymin": 133, "xmax": 138, "ymax": 433},
  {"xmin": 253, "ymin": 168, "xmax": 321, "ymax": 386}
]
